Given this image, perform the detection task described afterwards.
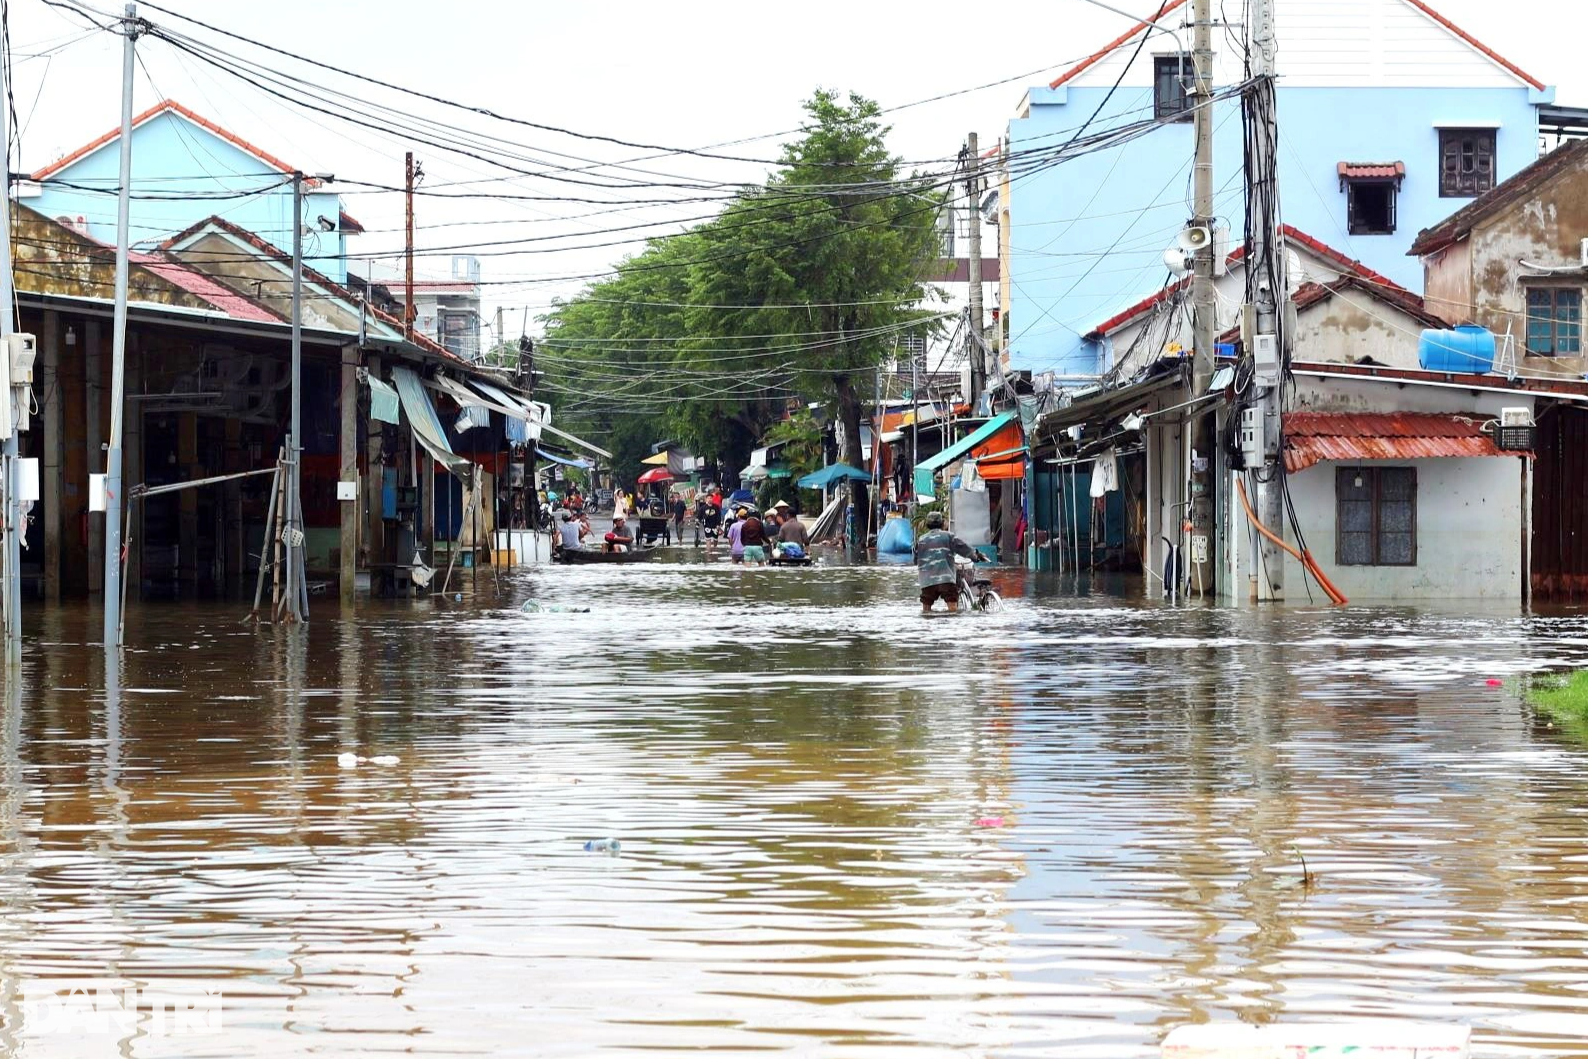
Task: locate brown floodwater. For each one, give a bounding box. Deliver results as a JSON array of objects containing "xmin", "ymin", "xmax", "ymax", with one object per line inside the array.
[{"xmin": 2, "ymin": 556, "xmax": 1588, "ymax": 1057}]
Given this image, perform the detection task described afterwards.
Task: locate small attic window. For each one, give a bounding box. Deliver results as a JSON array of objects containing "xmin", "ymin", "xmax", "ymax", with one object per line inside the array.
[{"xmin": 1338, "ymin": 162, "xmax": 1405, "ymax": 236}]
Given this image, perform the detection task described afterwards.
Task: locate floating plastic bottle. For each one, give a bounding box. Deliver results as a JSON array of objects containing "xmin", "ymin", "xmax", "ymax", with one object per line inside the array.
[{"xmin": 583, "ymin": 838, "xmax": 621, "ymax": 853}]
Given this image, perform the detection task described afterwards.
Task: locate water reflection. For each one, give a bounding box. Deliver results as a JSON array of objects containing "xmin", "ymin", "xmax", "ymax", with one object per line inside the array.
[{"xmin": 0, "ymin": 563, "xmax": 1583, "ymax": 1055}]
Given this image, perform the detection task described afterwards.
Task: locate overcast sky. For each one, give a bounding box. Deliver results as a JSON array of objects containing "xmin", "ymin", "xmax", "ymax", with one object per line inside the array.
[{"xmin": 7, "ymin": 0, "xmax": 1582, "ymax": 343}]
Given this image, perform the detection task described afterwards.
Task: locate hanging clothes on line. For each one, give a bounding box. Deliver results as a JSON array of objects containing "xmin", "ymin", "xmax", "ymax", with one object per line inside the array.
[{"xmin": 1089, "ymin": 447, "xmax": 1119, "ymax": 498}]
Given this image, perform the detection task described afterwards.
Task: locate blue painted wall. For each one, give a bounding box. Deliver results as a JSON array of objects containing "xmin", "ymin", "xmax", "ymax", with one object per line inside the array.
[
  {"xmin": 1005, "ymin": 84, "xmax": 1540, "ymax": 376},
  {"xmin": 28, "ymin": 110, "xmax": 349, "ymax": 283}
]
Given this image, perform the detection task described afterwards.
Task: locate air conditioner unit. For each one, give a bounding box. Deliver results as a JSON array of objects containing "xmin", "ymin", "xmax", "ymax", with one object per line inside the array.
[{"xmin": 1500, "ymin": 407, "xmax": 1531, "ymax": 427}]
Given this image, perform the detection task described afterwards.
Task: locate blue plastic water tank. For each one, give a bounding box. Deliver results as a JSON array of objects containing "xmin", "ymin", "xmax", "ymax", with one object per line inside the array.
[
  {"xmin": 876, "ymin": 514, "xmax": 914, "ymax": 555},
  {"xmin": 1418, "ymin": 324, "xmax": 1495, "ymax": 374}
]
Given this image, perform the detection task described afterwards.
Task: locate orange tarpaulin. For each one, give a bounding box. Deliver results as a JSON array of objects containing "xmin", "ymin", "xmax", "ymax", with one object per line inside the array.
[{"xmin": 971, "ymin": 420, "xmax": 1026, "ymax": 480}]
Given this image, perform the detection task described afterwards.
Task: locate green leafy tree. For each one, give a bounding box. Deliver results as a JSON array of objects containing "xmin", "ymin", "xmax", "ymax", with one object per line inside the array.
[{"xmin": 539, "ymin": 89, "xmax": 942, "ymax": 504}]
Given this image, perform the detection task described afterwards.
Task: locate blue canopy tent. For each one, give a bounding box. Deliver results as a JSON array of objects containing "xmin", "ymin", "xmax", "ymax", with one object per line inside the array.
[{"xmin": 796, "ymin": 464, "xmax": 872, "ymax": 490}]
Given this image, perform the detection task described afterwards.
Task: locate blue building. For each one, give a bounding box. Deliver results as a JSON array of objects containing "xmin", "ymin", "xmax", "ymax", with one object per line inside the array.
[
  {"xmin": 22, "ymin": 99, "xmax": 358, "ymax": 283},
  {"xmin": 1000, "ymin": 0, "xmax": 1556, "ymax": 378}
]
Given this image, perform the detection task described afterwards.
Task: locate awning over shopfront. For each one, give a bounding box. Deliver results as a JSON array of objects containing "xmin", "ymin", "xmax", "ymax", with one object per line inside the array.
[
  {"xmin": 970, "ymin": 417, "xmax": 1026, "ymax": 480},
  {"xmin": 1283, "ymin": 412, "xmax": 1518, "ymax": 474},
  {"xmin": 542, "ymin": 424, "xmax": 612, "ymax": 460},
  {"xmin": 536, "ymin": 447, "xmax": 593, "ymax": 470},
  {"xmin": 1030, "ymin": 362, "xmax": 1188, "ymax": 453},
  {"xmin": 392, "ymin": 366, "xmax": 472, "ymax": 478},
  {"xmin": 742, "ymin": 462, "xmax": 792, "ymax": 483},
  {"xmin": 918, "ymin": 411, "xmax": 1018, "ymax": 473}
]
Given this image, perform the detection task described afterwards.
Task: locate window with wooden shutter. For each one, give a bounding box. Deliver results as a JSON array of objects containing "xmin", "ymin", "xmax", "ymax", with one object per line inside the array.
[{"xmin": 1438, "ymin": 128, "xmax": 1496, "ymax": 197}]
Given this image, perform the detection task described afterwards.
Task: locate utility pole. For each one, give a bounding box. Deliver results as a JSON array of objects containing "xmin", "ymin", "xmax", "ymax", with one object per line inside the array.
[
  {"xmin": 1187, "ymin": 0, "xmax": 1217, "ymax": 595},
  {"xmin": 1246, "ymin": 0, "xmax": 1288, "ymax": 601},
  {"xmin": 102, "ymin": 3, "xmax": 138, "ymax": 649},
  {"xmin": 0, "ymin": 25, "xmax": 20, "ymax": 655},
  {"xmin": 285, "ymin": 172, "xmax": 306, "ymax": 624},
  {"xmin": 519, "ymin": 336, "xmax": 537, "ymax": 535},
  {"xmin": 963, "ymin": 131, "xmax": 985, "ymax": 410},
  {"xmin": 404, "ymin": 152, "xmax": 416, "ymax": 341}
]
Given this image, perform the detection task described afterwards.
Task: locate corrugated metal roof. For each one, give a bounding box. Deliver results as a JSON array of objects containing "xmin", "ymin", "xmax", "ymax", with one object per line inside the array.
[{"xmin": 1284, "ymin": 411, "xmax": 1514, "ymax": 473}]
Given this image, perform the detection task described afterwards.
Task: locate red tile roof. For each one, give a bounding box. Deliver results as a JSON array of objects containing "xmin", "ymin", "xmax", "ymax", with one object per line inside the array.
[
  {"xmin": 1046, "ymin": 0, "xmax": 1540, "ymax": 91},
  {"xmin": 1397, "ymin": 0, "xmax": 1543, "ymax": 90},
  {"xmin": 1089, "ymin": 225, "xmax": 1410, "ymax": 337},
  {"xmin": 161, "ymin": 214, "xmax": 455, "ymax": 360},
  {"xmin": 1338, "ymin": 161, "xmax": 1405, "ymax": 182},
  {"xmin": 130, "ymin": 250, "xmax": 282, "ymax": 324},
  {"xmin": 1050, "ymin": 0, "xmax": 1187, "ymax": 89},
  {"xmin": 1283, "ymin": 411, "xmax": 1511, "ymax": 474},
  {"xmin": 31, "ymin": 100, "xmax": 322, "ymax": 185},
  {"xmin": 338, "ymin": 209, "xmax": 365, "ymax": 234}
]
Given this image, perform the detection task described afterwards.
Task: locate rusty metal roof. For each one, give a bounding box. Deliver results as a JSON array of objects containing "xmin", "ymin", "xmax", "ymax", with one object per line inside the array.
[{"xmin": 1284, "ymin": 411, "xmax": 1515, "ymax": 473}]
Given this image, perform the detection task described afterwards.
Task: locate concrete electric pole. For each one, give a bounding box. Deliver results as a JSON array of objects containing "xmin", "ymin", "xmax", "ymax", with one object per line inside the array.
[
  {"xmin": 102, "ymin": 3, "xmax": 138, "ymax": 649},
  {"xmin": 963, "ymin": 132, "xmax": 985, "ymax": 411},
  {"xmin": 1187, "ymin": 0, "xmax": 1217, "ymax": 596},
  {"xmin": 0, "ymin": 25, "xmax": 21, "ymax": 656},
  {"xmin": 1246, "ymin": 0, "xmax": 1289, "ymax": 601}
]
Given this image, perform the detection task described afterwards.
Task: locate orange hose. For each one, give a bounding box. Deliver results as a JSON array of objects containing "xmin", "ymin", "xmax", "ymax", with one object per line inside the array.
[{"xmin": 1234, "ymin": 477, "xmax": 1348, "ymax": 606}]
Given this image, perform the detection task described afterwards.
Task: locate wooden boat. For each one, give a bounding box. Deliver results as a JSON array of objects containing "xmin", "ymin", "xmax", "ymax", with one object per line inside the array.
[{"xmin": 552, "ymin": 546, "xmax": 660, "ymax": 565}]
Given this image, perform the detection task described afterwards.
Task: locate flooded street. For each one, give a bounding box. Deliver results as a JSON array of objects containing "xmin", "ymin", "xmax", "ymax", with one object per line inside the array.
[{"xmin": 3, "ymin": 561, "xmax": 1588, "ymax": 1057}]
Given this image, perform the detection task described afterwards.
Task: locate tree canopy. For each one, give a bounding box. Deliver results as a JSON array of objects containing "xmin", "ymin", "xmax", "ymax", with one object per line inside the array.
[{"xmin": 539, "ymin": 89, "xmax": 944, "ymax": 488}]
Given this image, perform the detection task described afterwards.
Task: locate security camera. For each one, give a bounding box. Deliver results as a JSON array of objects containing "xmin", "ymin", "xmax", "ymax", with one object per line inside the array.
[{"xmin": 1163, "ymin": 246, "xmax": 1192, "ymax": 276}]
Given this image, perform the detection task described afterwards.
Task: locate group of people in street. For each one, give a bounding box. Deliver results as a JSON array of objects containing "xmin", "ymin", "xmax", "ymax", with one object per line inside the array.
[
  {"xmin": 545, "ymin": 477, "xmax": 821, "ymax": 564},
  {"xmin": 722, "ymin": 500, "xmax": 808, "ymax": 565}
]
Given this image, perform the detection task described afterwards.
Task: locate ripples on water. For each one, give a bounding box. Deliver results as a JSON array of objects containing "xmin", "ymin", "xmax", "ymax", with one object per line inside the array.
[{"xmin": 2, "ymin": 554, "xmax": 1588, "ymax": 1056}]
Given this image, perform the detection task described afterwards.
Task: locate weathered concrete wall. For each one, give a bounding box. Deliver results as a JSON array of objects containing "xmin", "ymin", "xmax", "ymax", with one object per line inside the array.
[
  {"xmin": 1421, "ymin": 238, "xmax": 1472, "ymax": 327},
  {"xmin": 1468, "ymin": 166, "xmax": 1588, "ymax": 361},
  {"xmin": 10, "ymin": 202, "xmax": 214, "ymax": 310},
  {"xmin": 1291, "ymin": 287, "xmax": 1425, "ymax": 369},
  {"xmin": 1282, "ymin": 454, "xmax": 1526, "ymax": 600}
]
